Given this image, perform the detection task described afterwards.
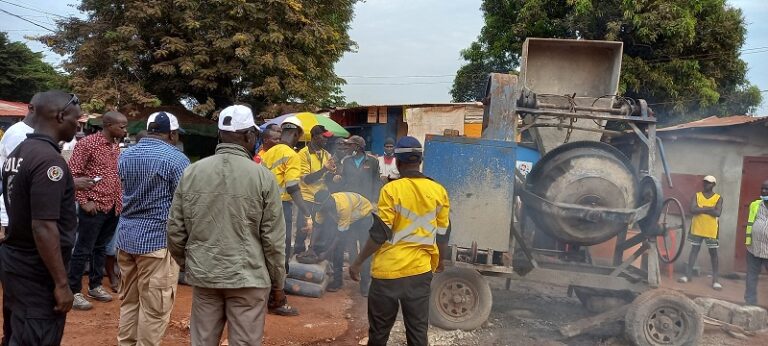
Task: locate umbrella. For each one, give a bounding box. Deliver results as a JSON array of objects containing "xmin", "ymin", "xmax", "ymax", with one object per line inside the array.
[{"xmin": 261, "ymin": 112, "xmax": 349, "ymax": 142}]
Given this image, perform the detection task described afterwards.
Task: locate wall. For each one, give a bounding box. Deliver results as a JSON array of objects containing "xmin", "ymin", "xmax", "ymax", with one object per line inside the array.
[{"xmin": 655, "ymin": 123, "xmax": 768, "ymax": 273}]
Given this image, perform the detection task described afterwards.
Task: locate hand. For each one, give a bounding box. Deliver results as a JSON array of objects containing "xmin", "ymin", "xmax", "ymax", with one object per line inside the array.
[
  {"xmin": 332, "ymin": 175, "xmax": 342, "ymax": 183},
  {"xmin": 303, "ymin": 217, "xmax": 313, "ymax": 231},
  {"xmin": 53, "ymin": 284, "xmax": 74, "ymax": 313},
  {"xmin": 349, "ymin": 261, "xmax": 362, "ymax": 282},
  {"xmin": 0, "ymin": 226, "xmax": 5, "ymax": 241},
  {"xmin": 81, "ymin": 201, "xmax": 98, "ymax": 216},
  {"xmin": 74, "ymin": 177, "xmax": 95, "ymax": 190},
  {"xmin": 269, "ymin": 289, "xmax": 287, "ymax": 309},
  {"xmin": 435, "ymin": 259, "xmax": 445, "ymax": 273},
  {"xmin": 323, "ymin": 158, "xmax": 337, "ymax": 173}
]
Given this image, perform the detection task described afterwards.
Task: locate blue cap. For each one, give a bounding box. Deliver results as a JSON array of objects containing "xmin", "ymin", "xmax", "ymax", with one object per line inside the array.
[
  {"xmin": 147, "ymin": 111, "xmax": 184, "ymax": 134},
  {"xmin": 394, "ymin": 136, "xmax": 423, "ymax": 163}
]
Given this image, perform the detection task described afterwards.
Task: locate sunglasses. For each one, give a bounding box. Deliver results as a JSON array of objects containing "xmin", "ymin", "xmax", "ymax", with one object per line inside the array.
[{"xmin": 60, "ymin": 94, "xmax": 80, "ymax": 114}]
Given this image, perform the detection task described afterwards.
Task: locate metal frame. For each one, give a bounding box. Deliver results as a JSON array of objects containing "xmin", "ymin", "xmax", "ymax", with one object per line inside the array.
[{"xmin": 449, "ymin": 73, "xmax": 665, "ymax": 294}]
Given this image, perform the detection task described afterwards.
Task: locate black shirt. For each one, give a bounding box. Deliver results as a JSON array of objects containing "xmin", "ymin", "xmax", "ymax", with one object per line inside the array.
[
  {"xmin": 2, "ymin": 134, "xmax": 77, "ymax": 250},
  {"xmin": 337, "ymin": 154, "xmax": 381, "ymax": 203}
]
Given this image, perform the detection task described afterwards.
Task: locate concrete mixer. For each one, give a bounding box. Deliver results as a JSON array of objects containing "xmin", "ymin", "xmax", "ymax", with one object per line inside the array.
[{"xmin": 423, "ymin": 38, "xmax": 700, "ymax": 346}]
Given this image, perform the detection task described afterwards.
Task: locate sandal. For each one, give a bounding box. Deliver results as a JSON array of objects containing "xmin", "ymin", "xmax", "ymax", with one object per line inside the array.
[{"xmin": 269, "ymin": 304, "xmax": 299, "ymax": 316}]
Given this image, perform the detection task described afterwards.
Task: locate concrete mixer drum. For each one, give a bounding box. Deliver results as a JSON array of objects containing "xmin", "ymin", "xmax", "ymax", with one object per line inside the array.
[{"xmin": 521, "ymin": 141, "xmax": 646, "ymax": 245}]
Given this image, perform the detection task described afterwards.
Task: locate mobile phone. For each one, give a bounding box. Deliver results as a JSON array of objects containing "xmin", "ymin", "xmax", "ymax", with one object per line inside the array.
[{"xmin": 93, "ymin": 176, "xmax": 103, "ymax": 183}]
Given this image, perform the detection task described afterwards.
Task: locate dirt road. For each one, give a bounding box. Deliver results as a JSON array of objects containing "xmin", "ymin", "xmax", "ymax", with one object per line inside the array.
[{"xmin": 1, "ymin": 276, "xmax": 765, "ymax": 345}]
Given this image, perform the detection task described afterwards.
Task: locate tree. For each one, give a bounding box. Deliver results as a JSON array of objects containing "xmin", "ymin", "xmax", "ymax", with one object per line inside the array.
[
  {"xmin": 40, "ymin": 0, "xmax": 358, "ymax": 114},
  {"xmin": 0, "ymin": 32, "xmax": 67, "ymax": 103},
  {"xmin": 452, "ymin": 0, "xmax": 762, "ymax": 123}
]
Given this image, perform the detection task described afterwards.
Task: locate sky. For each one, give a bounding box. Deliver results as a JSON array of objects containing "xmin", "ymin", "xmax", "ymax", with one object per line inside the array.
[{"xmin": 2, "ymin": 0, "xmax": 767, "ymax": 113}]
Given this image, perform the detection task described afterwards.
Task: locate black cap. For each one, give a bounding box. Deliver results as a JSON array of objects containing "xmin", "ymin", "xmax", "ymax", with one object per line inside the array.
[{"xmin": 310, "ymin": 125, "xmax": 334, "ymax": 138}]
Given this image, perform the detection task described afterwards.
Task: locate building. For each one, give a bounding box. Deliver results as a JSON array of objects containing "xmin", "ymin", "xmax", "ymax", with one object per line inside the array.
[
  {"xmin": 329, "ymin": 103, "xmax": 484, "ymax": 154},
  {"xmin": 0, "ymin": 100, "xmax": 28, "ymax": 129},
  {"xmin": 651, "ymin": 115, "xmax": 768, "ymax": 273}
]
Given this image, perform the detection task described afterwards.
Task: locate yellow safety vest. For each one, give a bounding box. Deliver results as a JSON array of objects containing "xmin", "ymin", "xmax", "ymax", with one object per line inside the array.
[
  {"xmin": 298, "ymin": 146, "xmax": 330, "ymax": 203},
  {"xmin": 331, "ymin": 192, "xmax": 373, "ymax": 232},
  {"xmin": 691, "ymin": 192, "xmax": 720, "ymax": 239},
  {"xmin": 261, "ymin": 144, "xmax": 301, "ymax": 201},
  {"xmin": 371, "ymin": 177, "xmax": 450, "ymax": 280},
  {"xmin": 746, "ymin": 199, "xmax": 763, "ymax": 245}
]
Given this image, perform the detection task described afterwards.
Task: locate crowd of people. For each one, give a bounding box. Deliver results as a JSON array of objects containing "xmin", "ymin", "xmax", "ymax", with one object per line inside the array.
[{"xmin": 0, "ymin": 91, "xmax": 451, "ymax": 346}]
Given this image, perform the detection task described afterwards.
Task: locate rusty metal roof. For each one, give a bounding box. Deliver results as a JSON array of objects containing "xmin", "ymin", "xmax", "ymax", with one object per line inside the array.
[
  {"xmin": 0, "ymin": 100, "xmax": 28, "ymax": 117},
  {"xmin": 658, "ymin": 115, "xmax": 768, "ymax": 132}
]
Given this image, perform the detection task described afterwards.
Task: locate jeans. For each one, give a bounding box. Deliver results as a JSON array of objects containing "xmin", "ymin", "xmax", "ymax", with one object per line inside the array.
[
  {"xmin": 68, "ymin": 208, "xmax": 119, "ymax": 293},
  {"xmin": 745, "ymin": 251, "xmax": 768, "ymax": 305},
  {"xmin": 282, "ymin": 201, "xmax": 293, "ymax": 272},
  {"xmin": 332, "ymin": 216, "xmax": 373, "ymax": 295}
]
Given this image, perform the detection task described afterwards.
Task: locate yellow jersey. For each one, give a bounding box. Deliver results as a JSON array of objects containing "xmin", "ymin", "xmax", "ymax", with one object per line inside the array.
[
  {"xmin": 691, "ymin": 192, "xmax": 720, "ymax": 239},
  {"xmin": 298, "ymin": 146, "xmax": 331, "ymax": 203},
  {"xmin": 261, "ymin": 143, "xmax": 301, "ymax": 201},
  {"xmin": 371, "ymin": 176, "xmax": 450, "ymax": 279}
]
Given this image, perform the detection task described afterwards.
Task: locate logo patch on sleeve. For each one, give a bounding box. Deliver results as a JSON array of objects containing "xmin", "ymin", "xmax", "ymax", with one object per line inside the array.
[{"xmin": 47, "ymin": 166, "xmax": 64, "ymax": 182}]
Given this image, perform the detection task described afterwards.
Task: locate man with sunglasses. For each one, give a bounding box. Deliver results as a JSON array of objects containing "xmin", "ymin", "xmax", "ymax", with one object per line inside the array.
[
  {"xmin": 168, "ymin": 105, "xmax": 286, "ymax": 345},
  {"xmin": 67, "ymin": 111, "xmax": 128, "ymax": 310},
  {"xmin": 1, "ymin": 90, "xmax": 82, "ymax": 345}
]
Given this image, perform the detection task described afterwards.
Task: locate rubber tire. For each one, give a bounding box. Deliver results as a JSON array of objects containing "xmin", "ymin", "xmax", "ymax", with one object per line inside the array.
[
  {"xmin": 625, "ymin": 289, "xmax": 703, "ymax": 346},
  {"xmin": 429, "ymin": 267, "xmax": 492, "ymax": 331}
]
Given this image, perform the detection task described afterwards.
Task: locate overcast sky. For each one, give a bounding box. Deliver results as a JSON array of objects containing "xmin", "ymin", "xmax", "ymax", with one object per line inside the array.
[{"xmin": 2, "ymin": 0, "xmax": 767, "ymax": 113}]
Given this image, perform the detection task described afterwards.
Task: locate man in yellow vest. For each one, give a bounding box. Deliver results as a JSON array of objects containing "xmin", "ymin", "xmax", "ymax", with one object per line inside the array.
[
  {"xmin": 679, "ymin": 175, "xmax": 724, "ymax": 290},
  {"xmin": 349, "ymin": 136, "xmax": 450, "ymax": 346},
  {"xmin": 744, "ymin": 179, "xmax": 768, "ymax": 306},
  {"xmin": 293, "ymin": 125, "xmax": 335, "ymax": 254},
  {"xmin": 260, "ymin": 116, "xmax": 310, "ymax": 316},
  {"xmin": 310, "ymin": 190, "xmax": 373, "ymax": 295}
]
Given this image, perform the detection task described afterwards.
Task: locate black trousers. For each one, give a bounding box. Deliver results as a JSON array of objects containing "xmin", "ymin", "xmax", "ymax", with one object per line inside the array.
[
  {"xmin": 68, "ymin": 208, "xmax": 118, "ymax": 293},
  {"xmin": 1, "ymin": 245, "xmax": 71, "ymax": 346},
  {"xmin": 367, "ymin": 272, "xmax": 432, "ymax": 346}
]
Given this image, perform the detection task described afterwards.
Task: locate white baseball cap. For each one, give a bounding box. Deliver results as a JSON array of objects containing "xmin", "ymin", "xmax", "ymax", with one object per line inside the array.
[
  {"xmin": 703, "ymin": 175, "xmax": 717, "ymax": 184},
  {"xmin": 282, "ymin": 115, "xmax": 303, "ymax": 131},
  {"xmin": 218, "ymin": 105, "xmax": 257, "ymax": 132},
  {"xmin": 147, "ymin": 111, "xmax": 182, "ymax": 133}
]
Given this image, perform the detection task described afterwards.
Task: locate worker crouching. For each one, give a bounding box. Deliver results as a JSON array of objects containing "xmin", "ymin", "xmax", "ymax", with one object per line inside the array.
[{"xmin": 349, "ymin": 136, "xmax": 451, "ymax": 346}]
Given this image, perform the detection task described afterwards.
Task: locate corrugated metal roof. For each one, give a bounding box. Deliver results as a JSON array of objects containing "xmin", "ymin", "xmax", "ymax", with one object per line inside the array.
[
  {"xmin": 0, "ymin": 100, "xmax": 28, "ymax": 117},
  {"xmin": 658, "ymin": 115, "xmax": 768, "ymax": 132}
]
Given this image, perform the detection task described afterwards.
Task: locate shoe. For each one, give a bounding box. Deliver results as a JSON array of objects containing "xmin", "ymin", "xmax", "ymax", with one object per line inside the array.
[
  {"xmin": 713, "ymin": 282, "xmax": 723, "ymax": 291},
  {"xmin": 87, "ymin": 286, "xmax": 114, "ymax": 302},
  {"xmin": 326, "ymin": 284, "xmax": 342, "ymax": 293},
  {"xmin": 677, "ymin": 276, "xmax": 690, "ymax": 283},
  {"xmin": 73, "ymin": 293, "xmax": 93, "ymax": 311},
  {"xmin": 269, "ymin": 304, "xmax": 299, "ymax": 316},
  {"xmin": 296, "ymin": 250, "xmax": 321, "ymax": 264}
]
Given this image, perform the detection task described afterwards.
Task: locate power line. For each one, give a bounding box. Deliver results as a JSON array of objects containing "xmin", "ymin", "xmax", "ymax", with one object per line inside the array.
[
  {"xmin": 0, "ymin": 8, "xmax": 55, "ymax": 32},
  {"xmin": 346, "ymin": 81, "xmax": 454, "ymax": 86},
  {"xmin": 341, "ymin": 74, "xmax": 456, "ymax": 79},
  {"xmin": 0, "ymin": 0, "xmax": 66, "ymax": 19}
]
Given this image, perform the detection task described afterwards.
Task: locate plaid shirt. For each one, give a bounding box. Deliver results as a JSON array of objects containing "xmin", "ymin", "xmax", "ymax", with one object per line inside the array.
[
  {"xmin": 68, "ymin": 133, "xmax": 123, "ymax": 213},
  {"xmin": 117, "ymin": 138, "xmax": 189, "ymax": 255}
]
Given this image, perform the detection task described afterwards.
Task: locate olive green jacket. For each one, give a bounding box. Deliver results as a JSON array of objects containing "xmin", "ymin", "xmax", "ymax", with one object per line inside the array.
[{"xmin": 168, "ymin": 143, "xmax": 286, "ymax": 289}]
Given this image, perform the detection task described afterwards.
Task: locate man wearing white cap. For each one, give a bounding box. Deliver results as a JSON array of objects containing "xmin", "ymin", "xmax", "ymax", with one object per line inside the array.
[
  {"xmin": 168, "ymin": 105, "xmax": 285, "ymax": 345},
  {"xmin": 116, "ymin": 111, "xmax": 190, "ymax": 345},
  {"xmin": 679, "ymin": 175, "xmax": 724, "ymax": 290}
]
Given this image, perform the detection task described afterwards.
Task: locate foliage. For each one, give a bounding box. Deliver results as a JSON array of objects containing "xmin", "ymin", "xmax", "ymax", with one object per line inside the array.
[
  {"xmin": 40, "ymin": 0, "xmax": 358, "ymax": 114},
  {"xmin": 0, "ymin": 32, "xmax": 68, "ymax": 103},
  {"xmin": 452, "ymin": 0, "xmax": 762, "ymax": 123}
]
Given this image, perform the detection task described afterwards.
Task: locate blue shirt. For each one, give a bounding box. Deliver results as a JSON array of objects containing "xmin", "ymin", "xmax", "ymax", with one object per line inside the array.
[{"xmin": 117, "ymin": 138, "xmax": 190, "ymax": 255}]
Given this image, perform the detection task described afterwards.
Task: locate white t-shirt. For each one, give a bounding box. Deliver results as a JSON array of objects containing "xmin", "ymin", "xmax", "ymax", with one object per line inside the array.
[
  {"xmin": 0, "ymin": 121, "xmax": 34, "ymax": 226},
  {"xmin": 378, "ymin": 155, "xmax": 399, "ymax": 180}
]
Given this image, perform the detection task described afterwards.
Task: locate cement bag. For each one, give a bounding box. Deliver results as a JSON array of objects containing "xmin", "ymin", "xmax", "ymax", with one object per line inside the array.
[
  {"xmin": 285, "ymin": 276, "xmax": 329, "ymax": 298},
  {"xmin": 287, "ymin": 259, "xmax": 330, "ymax": 284}
]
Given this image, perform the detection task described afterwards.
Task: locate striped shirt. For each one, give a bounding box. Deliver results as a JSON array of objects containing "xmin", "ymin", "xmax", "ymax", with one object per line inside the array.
[
  {"xmin": 117, "ymin": 138, "xmax": 190, "ymax": 255},
  {"xmin": 748, "ymin": 203, "xmax": 768, "ymax": 259}
]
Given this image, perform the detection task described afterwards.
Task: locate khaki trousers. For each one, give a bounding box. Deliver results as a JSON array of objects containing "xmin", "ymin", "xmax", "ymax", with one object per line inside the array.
[
  {"xmin": 190, "ymin": 286, "xmax": 270, "ymax": 346},
  {"xmin": 117, "ymin": 248, "xmax": 179, "ymax": 346}
]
